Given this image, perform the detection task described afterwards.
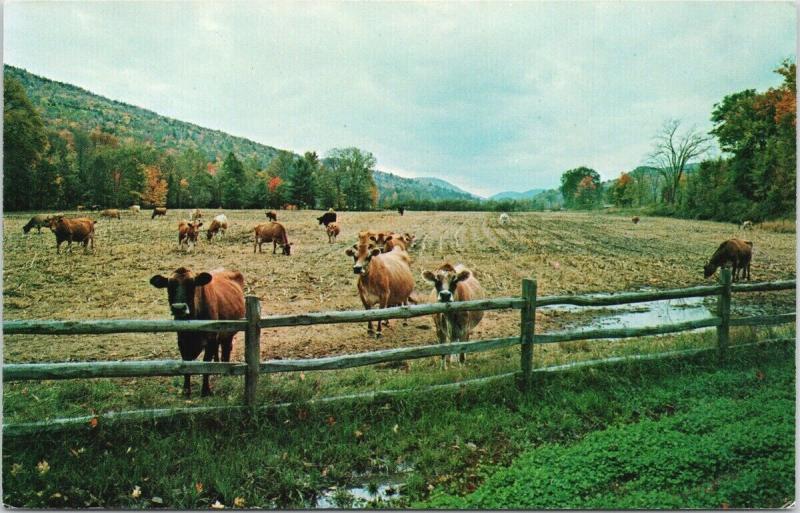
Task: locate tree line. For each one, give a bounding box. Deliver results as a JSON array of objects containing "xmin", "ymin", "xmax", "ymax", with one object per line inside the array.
[{"xmin": 4, "ymin": 76, "xmax": 378, "ymax": 212}]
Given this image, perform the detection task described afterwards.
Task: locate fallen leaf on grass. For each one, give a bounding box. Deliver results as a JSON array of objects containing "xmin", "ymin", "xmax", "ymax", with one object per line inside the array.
[
  {"xmin": 195, "ymin": 482, "xmax": 204, "ymax": 493},
  {"xmin": 131, "ymin": 486, "xmax": 141, "ymax": 499},
  {"xmin": 36, "ymin": 460, "xmax": 50, "ymax": 475},
  {"xmin": 233, "ymin": 497, "xmax": 246, "ymax": 508},
  {"xmin": 211, "ymin": 499, "xmax": 225, "ymax": 509}
]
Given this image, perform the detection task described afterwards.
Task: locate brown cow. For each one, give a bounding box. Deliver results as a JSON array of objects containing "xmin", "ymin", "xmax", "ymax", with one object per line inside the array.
[
  {"xmin": 101, "ymin": 209, "xmax": 121, "ymax": 219},
  {"xmin": 631, "ymin": 216, "xmax": 640, "ymax": 224},
  {"xmin": 382, "ymin": 232, "xmax": 415, "ymax": 253},
  {"xmin": 265, "ymin": 211, "xmax": 277, "ymax": 222},
  {"xmin": 178, "ymin": 220, "xmax": 203, "ymax": 251},
  {"xmin": 206, "ymin": 214, "xmax": 228, "ymax": 241},
  {"xmin": 151, "ymin": 207, "xmax": 167, "ymax": 219},
  {"xmin": 345, "ymin": 243, "xmax": 414, "ymax": 338},
  {"xmin": 326, "ymin": 222, "xmax": 340, "ymax": 243},
  {"xmin": 704, "ymin": 238, "xmax": 753, "ymax": 282},
  {"xmin": 23, "ymin": 214, "xmax": 52, "ymax": 234},
  {"xmin": 47, "ymin": 216, "xmax": 96, "ymax": 253},
  {"xmin": 149, "ymin": 267, "xmax": 246, "ymax": 396},
  {"xmin": 190, "ymin": 208, "xmax": 203, "ymax": 221},
  {"xmin": 253, "ymin": 222, "xmax": 292, "ymax": 255},
  {"xmin": 423, "ymin": 263, "xmax": 485, "ymax": 368}
]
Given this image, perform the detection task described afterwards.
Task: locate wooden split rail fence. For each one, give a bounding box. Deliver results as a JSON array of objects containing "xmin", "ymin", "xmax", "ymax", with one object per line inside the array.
[{"xmin": 3, "ymin": 269, "xmax": 795, "ymax": 434}]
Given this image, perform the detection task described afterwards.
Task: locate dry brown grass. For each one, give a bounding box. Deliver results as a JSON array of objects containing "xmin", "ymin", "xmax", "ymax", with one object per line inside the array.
[
  {"xmin": 3, "ymin": 209, "xmax": 796, "ymax": 366},
  {"xmin": 758, "ymin": 219, "xmax": 795, "ymax": 233}
]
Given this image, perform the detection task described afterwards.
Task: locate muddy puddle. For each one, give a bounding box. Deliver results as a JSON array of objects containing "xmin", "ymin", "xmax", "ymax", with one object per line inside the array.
[{"xmin": 314, "ymin": 481, "xmax": 403, "ymax": 508}]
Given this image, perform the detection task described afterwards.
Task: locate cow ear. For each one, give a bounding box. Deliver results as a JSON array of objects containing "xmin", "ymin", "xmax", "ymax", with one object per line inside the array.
[
  {"xmin": 456, "ymin": 270, "xmax": 471, "ymax": 282},
  {"xmin": 422, "ymin": 270, "xmax": 436, "ymax": 282},
  {"xmin": 385, "ymin": 235, "xmax": 393, "ymax": 242},
  {"xmin": 345, "ymin": 248, "xmax": 355, "ymax": 257},
  {"xmin": 150, "ymin": 275, "xmax": 169, "ymax": 288},
  {"xmin": 197, "ymin": 222, "xmax": 203, "ymax": 227},
  {"xmin": 195, "ymin": 272, "xmax": 213, "ymax": 286},
  {"xmin": 369, "ymin": 236, "xmax": 377, "ymax": 242},
  {"xmin": 370, "ymin": 247, "xmax": 382, "ymax": 257}
]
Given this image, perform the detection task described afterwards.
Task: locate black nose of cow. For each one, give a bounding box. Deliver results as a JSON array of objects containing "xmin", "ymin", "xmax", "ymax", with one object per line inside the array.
[
  {"xmin": 170, "ymin": 302, "xmax": 190, "ymax": 318},
  {"xmin": 438, "ymin": 291, "xmax": 453, "ymax": 302},
  {"xmin": 353, "ymin": 266, "xmax": 363, "ymax": 275}
]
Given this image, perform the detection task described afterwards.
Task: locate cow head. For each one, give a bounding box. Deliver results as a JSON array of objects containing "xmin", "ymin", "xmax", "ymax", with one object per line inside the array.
[
  {"xmin": 423, "ymin": 264, "xmax": 471, "ymax": 303},
  {"xmin": 281, "ymin": 242, "xmax": 293, "ymax": 256},
  {"xmin": 345, "ymin": 243, "xmax": 381, "ymax": 275},
  {"xmin": 188, "ymin": 221, "xmax": 202, "ymax": 241},
  {"xmin": 47, "ymin": 215, "xmax": 66, "ymax": 232},
  {"xmin": 149, "ymin": 267, "xmax": 212, "ymax": 318},
  {"xmin": 703, "ymin": 262, "xmax": 717, "ymax": 279}
]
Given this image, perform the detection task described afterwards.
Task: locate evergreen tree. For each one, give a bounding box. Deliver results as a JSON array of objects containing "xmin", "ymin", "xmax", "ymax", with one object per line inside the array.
[
  {"xmin": 4, "ymin": 76, "xmax": 47, "ymax": 210},
  {"xmin": 289, "ymin": 152, "xmax": 318, "ymax": 208},
  {"xmin": 219, "ymin": 152, "xmax": 246, "ymax": 208}
]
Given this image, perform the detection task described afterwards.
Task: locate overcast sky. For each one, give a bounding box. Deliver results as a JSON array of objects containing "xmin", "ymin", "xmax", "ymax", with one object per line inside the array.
[{"xmin": 5, "ymin": 1, "xmax": 796, "ymax": 197}]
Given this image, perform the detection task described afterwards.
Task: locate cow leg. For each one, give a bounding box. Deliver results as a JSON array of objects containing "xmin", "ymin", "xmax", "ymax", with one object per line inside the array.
[
  {"xmin": 273, "ymin": 241, "xmax": 277, "ymax": 254},
  {"xmin": 221, "ymin": 335, "xmax": 233, "ymax": 362},
  {"xmin": 459, "ymin": 331, "xmax": 469, "ymax": 365},
  {"xmin": 183, "ymin": 374, "xmax": 192, "ymax": 397},
  {"xmin": 201, "ymin": 345, "xmax": 216, "ymax": 397},
  {"xmin": 434, "ymin": 316, "xmax": 448, "ymax": 370}
]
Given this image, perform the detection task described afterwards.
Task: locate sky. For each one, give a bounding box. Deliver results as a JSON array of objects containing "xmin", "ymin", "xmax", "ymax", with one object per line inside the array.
[{"xmin": 4, "ymin": 1, "xmax": 796, "ymax": 197}]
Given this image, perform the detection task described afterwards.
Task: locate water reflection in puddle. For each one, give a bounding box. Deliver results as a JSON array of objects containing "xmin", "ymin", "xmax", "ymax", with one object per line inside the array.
[{"xmin": 314, "ymin": 482, "xmax": 402, "ymax": 508}]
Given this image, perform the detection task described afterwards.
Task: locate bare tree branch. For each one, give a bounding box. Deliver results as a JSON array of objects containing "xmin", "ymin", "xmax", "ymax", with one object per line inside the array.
[{"xmin": 646, "ymin": 119, "xmax": 712, "ymax": 204}]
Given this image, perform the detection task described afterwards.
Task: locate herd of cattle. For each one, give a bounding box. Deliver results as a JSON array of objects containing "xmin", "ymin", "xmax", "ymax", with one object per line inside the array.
[{"xmin": 18, "ymin": 207, "xmax": 757, "ymax": 396}]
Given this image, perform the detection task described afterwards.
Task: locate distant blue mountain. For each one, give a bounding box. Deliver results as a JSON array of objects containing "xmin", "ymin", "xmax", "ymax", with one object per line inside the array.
[{"xmin": 488, "ymin": 188, "xmax": 547, "ymax": 201}]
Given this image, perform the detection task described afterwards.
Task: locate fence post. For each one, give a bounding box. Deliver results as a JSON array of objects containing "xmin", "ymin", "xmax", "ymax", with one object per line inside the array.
[
  {"xmin": 519, "ymin": 278, "xmax": 537, "ymax": 390},
  {"xmin": 716, "ymin": 268, "xmax": 732, "ymax": 361},
  {"xmin": 244, "ymin": 296, "xmax": 262, "ymax": 407}
]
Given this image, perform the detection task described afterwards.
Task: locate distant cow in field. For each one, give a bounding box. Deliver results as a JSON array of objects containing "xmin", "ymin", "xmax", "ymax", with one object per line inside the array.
[
  {"xmin": 345, "ymin": 243, "xmax": 414, "ymax": 338},
  {"xmin": 317, "ymin": 211, "xmax": 337, "ymax": 228},
  {"xmin": 423, "ymin": 263, "xmax": 485, "ymax": 368},
  {"xmin": 326, "ymin": 222, "xmax": 340, "ymax": 243},
  {"xmin": 253, "ymin": 222, "xmax": 293, "ymax": 255},
  {"xmin": 149, "ymin": 267, "xmax": 246, "ymax": 397},
  {"xmin": 47, "ymin": 216, "xmax": 96, "ymax": 254},
  {"xmin": 101, "ymin": 209, "xmax": 121, "ymax": 219},
  {"xmin": 178, "ymin": 220, "xmax": 203, "ymax": 251},
  {"xmin": 90, "ymin": 205, "xmax": 101, "ymax": 212},
  {"xmin": 265, "ymin": 211, "xmax": 277, "ymax": 222},
  {"xmin": 23, "ymin": 214, "xmax": 52, "ymax": 234},
  {"xmin": 152, "ymin": 207, "xmax": 167, "ymax": 219},
  {"xmin": 741, "ymin": 220, "xmax": 753, "ymax": 230},
  {"xmin": 206, "ymin": 214, "xmax": 228, "ymax": 241},
  {"xmin": 632, "ymin": 216, "xmax": 640, "ymax": 224},
  {"xmin": 129, "ymin": 205, "xmax": 141, "ymax": 214},
  {"xmin": 398, "ymin": 207, "xmax": 405, "ymax": 216},
  {"xmin": 190, "ymin": 209, "xmax": 203, "ymax": 221},
  {"xmin": 499, "ymin": 213, "xmax": 509, "ymax": 225},
  {"xmin": 76, "ymin": 205, "xmax": 86, "ymax": 212},
  {"xmin": 704, "ymin": 238, "xmax": 753, "ymax": 282}
]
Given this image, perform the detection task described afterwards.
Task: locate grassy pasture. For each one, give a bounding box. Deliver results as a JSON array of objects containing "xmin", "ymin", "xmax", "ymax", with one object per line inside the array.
[{"xmin": 2, "ymin": 209, "xmax": 795, "ymax": 422}]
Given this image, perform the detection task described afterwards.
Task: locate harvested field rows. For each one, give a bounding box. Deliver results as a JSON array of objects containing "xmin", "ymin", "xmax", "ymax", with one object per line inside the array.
[{"xmin": 3, "ymin": 209, "xmax": 795, "ymax": 367}]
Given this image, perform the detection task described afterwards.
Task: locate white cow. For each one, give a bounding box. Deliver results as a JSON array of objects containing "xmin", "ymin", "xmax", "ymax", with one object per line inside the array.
[{"xmin": 499, "ymin": 213, "xmax": 510, "ymax": 226}]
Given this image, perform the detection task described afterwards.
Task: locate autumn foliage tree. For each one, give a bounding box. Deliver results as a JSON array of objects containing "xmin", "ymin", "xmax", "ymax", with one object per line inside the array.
[{"xmin": 141, "ymin": 165, "xmax": 168, "ymax": 207}]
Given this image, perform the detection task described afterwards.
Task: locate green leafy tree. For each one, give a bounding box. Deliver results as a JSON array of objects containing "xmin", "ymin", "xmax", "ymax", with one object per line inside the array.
[
  {"xmin": 559, "ymin": 167, "xmax": 601, "ymax": 209},
  {"xmin": 4, "ymin": 76, "xmax": 47, "ymax": 210},
  {"xmin": 219, "ymin": 152, "xmax": 246, "ymax": 208},
  {"xmin": 289, "ymin": 152, "xmax": 319, "ymax": 208},
  {"xmin": 327, "ymin": 147, "xmax": 377, "ymax": 210}
]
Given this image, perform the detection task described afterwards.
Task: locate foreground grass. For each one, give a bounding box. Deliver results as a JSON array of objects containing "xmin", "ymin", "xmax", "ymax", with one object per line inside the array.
[{"xmin": 3, "ymin": 338, "xmax": 793, "ymax": 509}]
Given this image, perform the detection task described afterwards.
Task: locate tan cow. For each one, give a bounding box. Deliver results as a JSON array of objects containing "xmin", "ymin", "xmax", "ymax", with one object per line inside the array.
[
  {"xmin": 253, "ymin": 222, "xmax": 292, "ymax": 255},
  {"xmin": 149, "ymin": 267, "xmax": 245, "ymax": 396},
  {"xmin": 47, "ymin": 216, "xmax": 96, "ymax": 253},
  {"xmin": 345, "ymin": 243, "xmax": 414, "ymax": 338},
  {"xmin": 423, "ymin": 263, "xmax": 485, "ymax": 368},
  {"xmin": 382, "ymin": 232, "xmax": 415, "ymax": 253},
  {"xmin": 206, "ymin": 214, "xmax": 228, "ymax": 241},
  {"xmin": 326, "ymin": 222, "xmax": 340, "ymax": 243},
  {"xmin": 190, "ymin": 209, "xmax": 203, "ymax": 221},
  {"xmin": 129, "ymin": 205, "xmax": 141, "ymax": 214},
  {"xmin": 178, "ymin": 220, "xmax": 203, "ymax": 251},
  {"xmin": 101, "ymin": 209, "xmax": 121, "ymax": 219},
  {"xmin": 23, "ymin": 214, "xmax": 52, "ymax": 234}
]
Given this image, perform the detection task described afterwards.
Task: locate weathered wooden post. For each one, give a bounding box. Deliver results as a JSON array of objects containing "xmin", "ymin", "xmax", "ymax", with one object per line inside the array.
[
  {"xmin": 244, "ymin": 296, "xmax": 262, "ymax": 407},
  {"xmin": 716, "ymin": 268, "xmax": 732, "ymax": 361},
  {"xmin": 520, "ymin": 278, "xmax": 537, "ymax": 390}
]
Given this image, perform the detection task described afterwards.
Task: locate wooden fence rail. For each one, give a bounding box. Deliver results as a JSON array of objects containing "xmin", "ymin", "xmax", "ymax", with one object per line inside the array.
[{"xmin": 3, "ymin": 270, "xmax": 795, "ymax": 434}]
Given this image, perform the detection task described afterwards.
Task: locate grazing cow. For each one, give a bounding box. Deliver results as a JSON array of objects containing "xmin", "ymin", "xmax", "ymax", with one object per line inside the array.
[
  {"xmin": 704, "ymin": 238, "xmax": 753, "ymax": 282},
  {"xmin": 190, "ymin": 209, "xmax": 203, "ymax": 221},
  {"xmin": 499, "ymin": 213, "xmax": 509, "ymax": 226},
  {"xmin": 265, "ymin": 211, "xmax": 277, "ymax": 222},
  {"xmin": 129, "ymin": 205, "xmax": 141, "ymax": 214},
  {"xmin": 253, "ymin": 222, "xmax": 293, "ymax": 255},
  {"xmin": 206, "ymin": 214, "xmax": 228, "ymax": 241},
  {"xmin": 90, "ymin": 205, "xmax": 101, "ymax": 212},
  {"xmin": 326, "ymin": 222, "xmax": 340, "ymax": 243},
  {"xmin": 101, "ymin": 209, "xmax": 121, "ymax": 219},
  {"xmin": 317, "ymin": 210, "xmax": 337, "ymax": 228},
  {"xmin": 632, "ymin": 216, "xmax": 640, "ymax": 224},
  {"xmin": 76, "ymin": 205, "xmax": 86, "ymax": 212},
  {"xmin": 345, "ymin": 243, "xmax": 414, "ymax": 338},
  {"xmin": 22, "ymin": 214, "xmax": 52, "ymax": 234},
  {"xmin": 741, "ymin": 220, "xmax": 753, "ymax": 230},
  {"xmin": 178, "ymin": 220, "xmax": 203, "ymax": 251},
  {"xmin": 47, "ymin": 216, "xmax": 96, "ymax": 253},
  {"xmin": 149, "ymin": 267, "xmax": 246, "ymax": 397},
  {"xmin": 398, "ymin": 207, "xmax": 405, "ymax": 216},
  {"xmin": 151, "ymin": 207, "xmax": 168, "ymax": 219},
  {"xmin": 423, "ymin": 263, "xmax": 485, "ymax": 368}
]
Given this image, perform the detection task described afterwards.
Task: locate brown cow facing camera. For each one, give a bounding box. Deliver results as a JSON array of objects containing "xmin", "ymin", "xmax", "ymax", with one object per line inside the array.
[
  {"xmin": 423, "ymin": 263, "xmax": 485, "ymax": 368},
  {"xmin": 47, "ymin": 216, "xmax": 96, "ymax": 254},
  {"xmin": 149, "ymin": 267, "xmax": 246, "ymax": 397},
  {"xmin": 178, "ymin": 220, "xmax": 203, "ymax": 251},
  {"xmin": 326, "ymin": 222, "xmax": 340, "ymax": 243}
]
